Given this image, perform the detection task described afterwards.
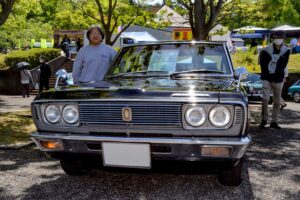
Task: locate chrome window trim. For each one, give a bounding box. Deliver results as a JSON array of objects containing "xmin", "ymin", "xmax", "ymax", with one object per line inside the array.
[{"xmin": 223, "ymin": 44, "xmax": 235, "ymax": 75}]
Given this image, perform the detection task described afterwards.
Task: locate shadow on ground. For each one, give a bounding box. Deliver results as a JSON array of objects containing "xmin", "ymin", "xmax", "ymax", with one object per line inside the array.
[
  {"xmin": 20, "ymin": 159, "xmax": 255, "ymax": 200},
  {"xmin": 0, "ymin": 147, "xmax": 256, "ymax": 200}
]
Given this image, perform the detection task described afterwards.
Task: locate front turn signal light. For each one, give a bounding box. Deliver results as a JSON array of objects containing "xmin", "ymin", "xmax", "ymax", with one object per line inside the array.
[
  {"xmin": 40, "ymin": 140, "xmax": 63, "ymax": 150},
  {"xmin": 201, "ymin": 146, "xmax": 231, "ymax": 157}
]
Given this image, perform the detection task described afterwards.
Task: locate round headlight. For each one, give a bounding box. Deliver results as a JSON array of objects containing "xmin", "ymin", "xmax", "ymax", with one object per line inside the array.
[
  {"xmin": 62, "ymin": 105, "xmax": 79, "ymax": 124},
  {"xmin": 45, "ymin": 105, "xmax": 60, "ymax": 124},
  {"xmin": 209, "ymin": 106, "xmax": 231, "ymax": 127},
  {"xmin": 185, "ymin": 106, "xmax": 207, "ymax": 127}
]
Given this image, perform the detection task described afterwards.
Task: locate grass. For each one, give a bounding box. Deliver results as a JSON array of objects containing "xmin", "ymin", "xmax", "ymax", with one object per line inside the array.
[
  {"xmin": 0, "ymin": 110, "xmax": 36, "ymax": 145},
  {"xmin": 231, "ymin": 50, "xmax": 300, "ymax": 73}
]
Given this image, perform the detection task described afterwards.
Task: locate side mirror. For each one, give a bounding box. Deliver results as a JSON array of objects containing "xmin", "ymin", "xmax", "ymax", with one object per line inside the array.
[
  {"xmin": 55, "ymin": 69, "xmax": 68, "ymax": 79},
  {"xmin": 234, "ymin": 67, "xmax": 248, "ymax": 81},
  {"xmin": 55, "ymin": 69, "xmax": 68, "ymax": 89}
]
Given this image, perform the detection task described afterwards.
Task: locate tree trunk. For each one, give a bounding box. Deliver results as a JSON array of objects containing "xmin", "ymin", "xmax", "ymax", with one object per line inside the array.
[
  {"xmin": 0, "ymin": 0, "xmax": 16, "ymax": 26},
  {"xmin": 189, "ymin": 0, "xmax": 225, "ymax": 41}
]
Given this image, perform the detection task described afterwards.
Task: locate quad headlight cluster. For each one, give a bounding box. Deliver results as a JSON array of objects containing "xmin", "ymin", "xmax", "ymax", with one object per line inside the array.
[
  {"xmin": 184, "ymin": 105, "xmax": 232, "ymax": 128},
  {"xmin": 44, "ymin": 104, "xmax": 79, "ymax": 125}
]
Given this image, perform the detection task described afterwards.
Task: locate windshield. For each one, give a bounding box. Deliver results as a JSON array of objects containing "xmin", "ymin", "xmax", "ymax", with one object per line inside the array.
[{"xmin": 106, "ymin": 43, "xmax": 232, "ymax": 78}]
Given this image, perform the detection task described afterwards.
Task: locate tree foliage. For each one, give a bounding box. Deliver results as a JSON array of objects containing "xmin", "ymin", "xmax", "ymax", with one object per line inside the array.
[
  {"xmin": 167, "ymin": 0, "xmax": 300, "ymax": 40},
  {"xmin": 70, "ymin": 0, "xmax": 169, "ymax": 45}
]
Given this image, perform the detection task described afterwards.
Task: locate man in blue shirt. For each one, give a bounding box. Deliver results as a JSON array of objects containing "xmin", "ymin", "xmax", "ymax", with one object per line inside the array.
[{"xmin": 72, "ymin": 26, "xmax": 117, "ymax": 84}]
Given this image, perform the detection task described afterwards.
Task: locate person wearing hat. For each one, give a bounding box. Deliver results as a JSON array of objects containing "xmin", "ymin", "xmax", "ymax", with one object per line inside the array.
[
  {"xmin": 38, "ymin": 56, "xmax": 51, "ymax": 93},
  {"xmin": 72, "ymin": 25, "xmax": 116, "ymax": 85},
  {"xmin": 259, "ymin": 31, "xmax": 290, "ymax": 129}
]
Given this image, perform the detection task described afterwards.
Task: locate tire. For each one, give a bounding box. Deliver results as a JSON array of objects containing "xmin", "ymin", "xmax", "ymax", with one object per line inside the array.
[
  {"xmin": 218, "ymin": 158, "xmax": 244, "ymax": 186},
  {"xmin": 293, "ymin": 92, "xmax": 300, "ymax": 103},
  {"xmin": 60, "ymin": 159, "xmax": 88, "ymax": 176}
]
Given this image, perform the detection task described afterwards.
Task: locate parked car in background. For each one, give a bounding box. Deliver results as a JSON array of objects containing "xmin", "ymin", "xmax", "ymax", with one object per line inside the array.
[
  {"xmin": 241, "ymin": 73, "xmax": 271, "ymax": 99},
  {"xmin": 31, "ymin": 41, "xmax": 251, "ymax": 186},
  {"xmin": 288, "ymin": 80, "xmax": 300, "ymax": 103}
]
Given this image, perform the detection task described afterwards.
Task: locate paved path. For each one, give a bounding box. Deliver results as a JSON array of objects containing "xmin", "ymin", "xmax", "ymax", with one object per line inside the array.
[{"xmin": 0, "ymin": 95, "xmax": 35, "ymax": 113}]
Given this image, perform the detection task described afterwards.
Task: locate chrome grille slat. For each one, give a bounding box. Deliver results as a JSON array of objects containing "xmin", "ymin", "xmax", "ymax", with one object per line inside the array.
[
  {"xmin": 79, "ymin": 102, "xmax": 182, "ymax": 126},
  {"xmin": 234, "ymin": 107, "xmax": 243, "ymax": 125}
]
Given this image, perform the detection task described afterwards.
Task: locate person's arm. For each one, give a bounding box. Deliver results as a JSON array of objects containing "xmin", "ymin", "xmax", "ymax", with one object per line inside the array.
[{"xmin": 72, "ymin": 49, "xmax": 84, "ymax": 84}]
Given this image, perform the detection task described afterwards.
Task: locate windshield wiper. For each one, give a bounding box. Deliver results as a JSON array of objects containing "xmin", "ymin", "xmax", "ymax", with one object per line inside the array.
[
  {"xmin": 106, "ymin": 70, "xmax": 169, "ymax": 79},
  {"xmin": 170, "ymin": 69, "xmax": 225, "ymax": 78}
]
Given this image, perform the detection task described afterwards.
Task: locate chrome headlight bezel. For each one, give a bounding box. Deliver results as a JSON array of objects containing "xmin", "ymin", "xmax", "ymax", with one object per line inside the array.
[
  {"xmin": 184, "ymin": 106, "xmax": 207, "ymax": 127},
  {"xmin": 209, "ymin": 106, "xmax": 231, "ymax": 128},
  {"xmin": 44, "ymin": 104, "xmax": 61, "ymax": 124},
  {"xmin": 62, "ymin": 105, "xmax": 79, "ymax": 124}
]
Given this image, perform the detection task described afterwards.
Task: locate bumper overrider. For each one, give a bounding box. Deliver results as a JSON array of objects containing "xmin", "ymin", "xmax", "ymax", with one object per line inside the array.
[{"xmin": 31, "ymin": 132, "xmax": 251, "ymax": 160}]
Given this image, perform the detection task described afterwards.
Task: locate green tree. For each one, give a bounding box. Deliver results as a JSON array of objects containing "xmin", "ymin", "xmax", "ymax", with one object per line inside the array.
[
  {"xmin": 71, "ymin": 0, "xmax": 168, "ymax": 45},
  {"xmin": 263, "ymin": 0, "xmax": 300, "ymax": 27},
  {"xmin": 0, "ymin": 0, "xmax": 53, "ymax": 48}
]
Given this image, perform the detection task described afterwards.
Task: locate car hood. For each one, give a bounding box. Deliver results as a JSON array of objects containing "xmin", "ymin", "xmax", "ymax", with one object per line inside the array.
[{"xmin": 35, "ymin": 77, "xmax": 243, "ymax": 101}]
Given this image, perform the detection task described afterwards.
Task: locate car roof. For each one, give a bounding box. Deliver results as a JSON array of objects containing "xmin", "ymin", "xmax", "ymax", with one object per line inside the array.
[{"xmin": 122, "ymin": 40, "xmax": 226, "ymax": 47}]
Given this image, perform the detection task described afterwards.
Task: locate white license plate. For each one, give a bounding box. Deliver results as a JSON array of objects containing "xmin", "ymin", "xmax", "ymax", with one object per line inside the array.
[{"xmin": 102, "ymin": 142, "xmax": 151, "ymax": 169}]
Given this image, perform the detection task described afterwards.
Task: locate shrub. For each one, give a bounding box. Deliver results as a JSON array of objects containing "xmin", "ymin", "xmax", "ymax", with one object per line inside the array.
[
  {"xmin": 4, "ymin": 48, "xmax": 61, "ymax": 70},
  {"xmin": 0, "ymin": 54, "xmax": 7, "ymax": 70},
  {"xmin": 231, "ymin": 50, "xmax": 260, "ymax": 73}
]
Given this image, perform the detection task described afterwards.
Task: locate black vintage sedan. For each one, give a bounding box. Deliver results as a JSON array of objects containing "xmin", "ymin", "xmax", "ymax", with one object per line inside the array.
[{"xmin": 31, "ymin": 41, "xmax": 250, "ymax": 186}]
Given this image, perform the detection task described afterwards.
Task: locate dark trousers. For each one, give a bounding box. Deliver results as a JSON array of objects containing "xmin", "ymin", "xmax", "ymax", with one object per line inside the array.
[
  {"xmin": 39, "ymin": 79, "xmax": 49, "ymax": 93},
  {"xmin": 21, "ymin": 84, "xmax": 30, "ymax": 97}
]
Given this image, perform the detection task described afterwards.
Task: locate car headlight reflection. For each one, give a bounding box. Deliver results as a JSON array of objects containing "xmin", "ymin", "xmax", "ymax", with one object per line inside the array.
[
  {"xmin": 44, "ymin": 105, "xmax": 60, "ymax": 124},
  {"xmin": 62, "ymin": 105, "xmax": 79, "ymax": 124},
  {"xmin": 185, "ymin": 106, "xmax": 207, "ymax": 127},
  {"xmin": 209, "ymin": 106, "xmax": 231, "ymax": 127}
]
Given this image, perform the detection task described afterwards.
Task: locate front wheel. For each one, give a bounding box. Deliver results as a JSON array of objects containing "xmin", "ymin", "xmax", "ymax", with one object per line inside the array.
[
  {"xmin": 218, "ymin": 158, "xmax": 244, "ymax": 186},
  {"xmin": 293, "ymin": 92, "xmax": 300, "ymax": 103},
  {"xmin": 60, "ymin": 159, "xmax": 88, "ymax": 176}
]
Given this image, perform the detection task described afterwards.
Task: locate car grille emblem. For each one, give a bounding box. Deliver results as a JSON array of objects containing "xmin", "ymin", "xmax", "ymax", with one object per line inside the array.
[{"xmin": 122, "ymin": 108, "xmax": 132, "ymax": 122}]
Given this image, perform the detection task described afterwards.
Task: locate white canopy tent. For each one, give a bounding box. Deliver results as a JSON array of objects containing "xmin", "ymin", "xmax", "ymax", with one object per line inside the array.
[
  {"xmin": 272, "ymin": 25, "xmax": 300, "ymax": 31},
  {"xmin": 233, "ymin": 26, "xmax": 269, "ymax": 32},
  {"xmin": 271, "ymin": 25, "xmax": 300, "ymax": 37},
  {"xmin": 120, "ymin": 31, "xmax": 158, "ymax": 42}
]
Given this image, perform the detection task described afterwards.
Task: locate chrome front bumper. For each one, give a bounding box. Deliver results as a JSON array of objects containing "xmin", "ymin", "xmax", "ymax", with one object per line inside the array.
[{"xmin": 31, "ymin": 132, "xmax": 251, "ymax": 160}]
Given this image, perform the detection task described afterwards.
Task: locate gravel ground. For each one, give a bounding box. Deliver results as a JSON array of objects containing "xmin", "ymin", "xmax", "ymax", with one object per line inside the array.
[{"xmin": 0, "ymin": 102, "xmax": 299, "ymax": 200}]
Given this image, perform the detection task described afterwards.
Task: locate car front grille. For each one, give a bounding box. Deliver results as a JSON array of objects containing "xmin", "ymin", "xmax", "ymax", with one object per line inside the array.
[{"xmin": 78, "ymin": 102, "xmax": 182, "ymax": 127}]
